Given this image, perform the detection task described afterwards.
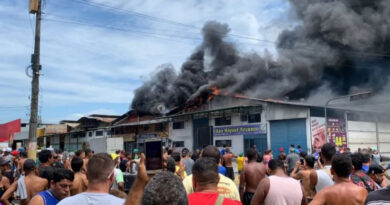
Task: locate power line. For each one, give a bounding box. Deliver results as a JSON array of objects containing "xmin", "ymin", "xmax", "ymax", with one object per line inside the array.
[
  {"xmin": 69, "ymin": 0, "xmax": 390, "ymax": 58},
  {"xmin": 69, "ymin": 0, "xmax": 277, "ymax": 44},
  {"xmin": 44, "ymin": 17, "xmax": 203, "ymax": 42}
]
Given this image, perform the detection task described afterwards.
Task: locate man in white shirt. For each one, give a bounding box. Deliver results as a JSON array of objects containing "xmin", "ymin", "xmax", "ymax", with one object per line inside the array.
[{"xmin": 58, "ymin": 153, "xmax": 125, "ymax": 205}]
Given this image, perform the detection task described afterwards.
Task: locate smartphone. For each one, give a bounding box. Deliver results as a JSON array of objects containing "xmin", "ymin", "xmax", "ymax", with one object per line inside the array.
[
  {"xmin": 300, "ymin": 158, "xmax": 304, "ymax": 164},
  {"xmin": 145, "ymin": 138, "xmax": 163, "ymax": 173}
]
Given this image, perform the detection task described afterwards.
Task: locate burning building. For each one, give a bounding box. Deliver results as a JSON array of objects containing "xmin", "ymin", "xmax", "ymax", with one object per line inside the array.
[{"xmin": 128, "ymin": 0, "xmax": 390, "ymax": 156}]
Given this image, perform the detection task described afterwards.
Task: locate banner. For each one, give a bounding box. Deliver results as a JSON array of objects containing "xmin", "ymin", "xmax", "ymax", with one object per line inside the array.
[
  {"xmin": 327, "ymin": 118, "xmax": 347, "ymax": 148},
  {"xmin": 0, "ymin": 119, "xmax": 21, "ymax": 142},
  {"xmin": 214, "ymin": 124, "xmax": 266, "ymax": 136},
  {"xmin": 311, "ymin": 117, "xmax": 326, "ymax": 151}
]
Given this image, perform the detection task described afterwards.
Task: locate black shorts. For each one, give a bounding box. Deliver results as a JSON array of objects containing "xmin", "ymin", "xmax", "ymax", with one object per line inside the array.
[
  {"xmin": 243, "ymin": 192, "xmax": 254, "ymax": 205},
  {"xmin": 225, "ymin": 167, "xmax": 234, "ymax": 181}
]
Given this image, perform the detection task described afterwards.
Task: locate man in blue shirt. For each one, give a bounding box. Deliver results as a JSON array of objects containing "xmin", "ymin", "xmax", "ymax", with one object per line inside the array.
[{"xmin": 29, "ymin": 168, "xmax": 74, "ymax": 205}]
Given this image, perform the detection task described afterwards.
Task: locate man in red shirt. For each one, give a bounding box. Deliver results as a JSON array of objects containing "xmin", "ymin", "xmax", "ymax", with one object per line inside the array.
[{"xmin": 188, "ymin": 157, "xmax": 241, "ymax": 205}]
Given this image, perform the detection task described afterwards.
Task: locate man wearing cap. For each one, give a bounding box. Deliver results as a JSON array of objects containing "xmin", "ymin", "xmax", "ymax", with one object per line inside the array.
[
  {"xmin": 182, "ymin": 148, "xmax": 194, "ymax": 175},
  {"xmin": 0, "ymin": 158, "xmax": 14, "ymax": 184},
  {"xmin": 110, "ymin": 153, "xmax": 125, "ymax": 191},
  {"xmin": 368, "ymin": 164, "xmax": 388, "ymax": 189},
  {"xmin": 1, "ymin": 159, "xmax": 48, "ymax": 205}
]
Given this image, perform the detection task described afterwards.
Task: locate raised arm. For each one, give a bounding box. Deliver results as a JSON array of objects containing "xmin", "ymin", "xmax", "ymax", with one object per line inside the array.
[{"xmin": 124, "ymin": 154, "xmax": 149, "ymax": 205}]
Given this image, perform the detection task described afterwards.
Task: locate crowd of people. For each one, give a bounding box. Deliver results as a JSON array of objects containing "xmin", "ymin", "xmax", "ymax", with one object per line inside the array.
[{"xmin": 0, "ymin": 144, "xmax": 387, "ymax": 205}]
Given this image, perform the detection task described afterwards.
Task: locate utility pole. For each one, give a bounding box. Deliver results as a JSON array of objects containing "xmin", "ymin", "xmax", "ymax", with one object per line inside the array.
[{"xmin": 28, "ymin": 0, "xmax": 42, "ymax": 159}]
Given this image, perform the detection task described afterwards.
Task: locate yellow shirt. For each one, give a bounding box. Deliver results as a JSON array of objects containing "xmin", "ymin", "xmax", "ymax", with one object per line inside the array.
[
  {"xmin": 237, "ymin": 156, "xmax": 244, "ymax": 171},
  {"xmin": 182, "ymin": 173, "xmax": 240, "ymax": 201},
  {"xmin": 175, "ymin": 165, "xmax": 187, "ymax": 179}
]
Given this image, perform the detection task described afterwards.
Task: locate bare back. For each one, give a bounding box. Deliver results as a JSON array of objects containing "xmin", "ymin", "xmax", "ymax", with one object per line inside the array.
[
  {"xmin": 223, "ymin": 153, "xmax": 234, "ymax": 167},
  {"xmin": 310, "ymin": 182, "xmax": 368, "ymax": 205},
  {"xmin": 71, "ymin": 172, "xmax": 88, "ymax": 196},
  {"xmin": 243, "ymin": 162, "xmax": 266, "ymax": 193},
  {"xmin": 298, "ymin": 169, "xmax": 316, "ymax": 199},
  {"xmin": 24, "ymin": 175, "xmax": 48, "ymax": 204}
]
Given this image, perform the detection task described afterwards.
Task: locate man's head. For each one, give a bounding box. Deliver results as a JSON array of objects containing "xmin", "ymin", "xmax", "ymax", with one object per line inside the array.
[
  {"xmin": 75, "ymin": 150, "xmax": 85, "ymax": 159},
  {"xmin": 23, "ymin": 159, "xmax": 36, "ymax": 174},
  {"xmin": 304, "ymin": 155, "xmax": 315, "ymax": 169},
  {"xmin": 192, "ymin": 157, "xmax": 219, "ymax": 190},
  {"xmin": 181, "ymin": 148, "xmax": 190, "ymax": 158},
  {"xmin": 351, "ymin": 152, "xmax": 364, "ymax": 171},
  {"xmin": 321, "ymin": 143, "xmax": 336, "ymax": 162},
  {"xmin": 39, "ymin": 150, "xmax": 53, "ymax": 165},
  {"xmin": 125, "ymin": 152, "xmax": 132, "ymax": 160},
  {"xmin": 223, "ymin": 144, "xmax": 226, "ymax": 148},
  {"xmin": 142, "ymin": 171, "xmax": 188, "ymax": 205},
  {"xmin": 166, "ymin": 157, "xmax": 176, "ymax": 173},
  {"xmin": 225, "ymin": 147, "xmax": 230, "ymax": 153},
  {"xmin": 201, "ymin": 145, "xmax": 220, "ymax": 164},
  {"xmin": 171, "ymin": 152, "xmax": 181, "ymax": 164},
  {"xmin": 267, "ymin": 159, "xmax": 284, "ymax": 175},
  {"xmin": 71, "ymin": 157, "xmax": 84, "ymax": 173},
  {"xmin": 361, "ymin": 151, "xmax": 371, "ymax": 165},
  {"xmin": 87, "ymin": 153, "xmax": 115, "ymax": 186},
  {"xmin": 289, "ymin": 148, "xmax": 295, "ymax": 153},
  {"xmin": 85, "ymin": 148, "xmax": 93, "ymax": 158},
  {"xmin": 368, "ymin": 164, "xmax": 384, "ymax": 184},
  {"xmin": 331, "ymin": 154, "xmax": 352, "ymax": 178},
  {"xmin": 246, "ymin": 148, "xmax": 257, "ymax": 162},
  {"xmin": 50, "ymin": 168, "xmax": 74, "ymax": 200}
]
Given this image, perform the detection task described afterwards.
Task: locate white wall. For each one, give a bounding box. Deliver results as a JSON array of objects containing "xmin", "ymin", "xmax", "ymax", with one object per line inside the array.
[
  {"xmin": 348, "ymin": 121, "xmax": 377, "ymax": 152},
  {"xmin": 378, "ymin": 122, "xmax": 390, "ymax": 157},
  {"xmin": 170, "ymin": 120, "xmax": 193, "ymax": 151}
]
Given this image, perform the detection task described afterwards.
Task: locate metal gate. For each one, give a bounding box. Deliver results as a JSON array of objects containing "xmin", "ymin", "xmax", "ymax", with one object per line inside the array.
[{"xmin": 270, "ymin": 119, "xmax": 307, "ymax": 156}]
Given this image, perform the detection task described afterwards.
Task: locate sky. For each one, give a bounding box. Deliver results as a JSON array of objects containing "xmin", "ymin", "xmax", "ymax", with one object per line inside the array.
[{"xmin": 0, "ymin": 0, "xmax": 292, "ymax": 124}]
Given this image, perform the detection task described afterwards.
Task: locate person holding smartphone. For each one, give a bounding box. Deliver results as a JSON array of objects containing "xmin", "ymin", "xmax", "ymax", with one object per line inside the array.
[{"xmin": 291, "ymin": 155, "xmax": 317, "ymax": 202}]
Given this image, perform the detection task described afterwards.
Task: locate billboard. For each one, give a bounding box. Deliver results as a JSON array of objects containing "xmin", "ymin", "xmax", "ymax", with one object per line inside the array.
[
  {"xmin": 311, "ymin": 117, "xmax": 326, "ymax": 151},
  {"xmin": 327, "ymin": 118, "xmax": 347, "ymax": 148},
  {"xmin": 214, "ymin": 124, "xmax": 266, "ymax": 136},
  {"xmin": 311, "ymin": 117, "xmax": 348, "ymax": 150}
]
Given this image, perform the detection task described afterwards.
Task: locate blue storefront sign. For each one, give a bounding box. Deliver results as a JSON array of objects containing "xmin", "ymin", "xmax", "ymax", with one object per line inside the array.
[{"xmin": 214, "ymin": 124, "xmax": 266, "ymax": 136}]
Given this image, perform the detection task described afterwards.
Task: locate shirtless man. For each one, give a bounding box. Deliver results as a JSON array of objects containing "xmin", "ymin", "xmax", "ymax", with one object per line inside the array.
[
  {"xmin": 239, "ymin": 148, "xmax": 266, "ymax": 205},
  {"xmin": 1, "ymin": 159, "xmax": 48, "ymax": 205},
  {"xmin": 291, "ymin": 155, "xmax": 316, "ymax": 202},
  {"xmin": 222, "ymin": 147, "xmax": 237, "ymax": 181},
  {"xmin": 82, "ymin": 149, "xmax": 93, "ymax": 173},
  {"xmin": 309, "ymin": 154, "xmax": 368, "ymax": 205},
  {"xmin": 70, "ymin": 157, "xmax": 88, "ymax": 195},
  {"xmin": 17, "ymin": 151, "xmax": 28, "ymax": 175}
]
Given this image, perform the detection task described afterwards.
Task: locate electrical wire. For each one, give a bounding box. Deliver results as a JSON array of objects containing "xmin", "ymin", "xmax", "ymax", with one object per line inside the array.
[{"xmin": 69, "ymin": 0, "xmax": 390, "ymax": 59}]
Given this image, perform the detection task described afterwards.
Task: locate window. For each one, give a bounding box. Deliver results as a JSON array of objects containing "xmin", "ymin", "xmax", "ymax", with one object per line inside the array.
[
  {"xmin": 155, "ymin": 123, "xmax": 164, "ymax": 132},
  {"xmin": 88, "ymin": 132, "xmax": 92, "ymax": 137},
  {"xmin": 215, "ymin": 116, "xmax": 231, "ymax": 126},
  {"xmin": 248, "ymin": 113, "xmax": 261, "ymax": 123},
  {"xmin": 173, "ymin": 121, "xmax": 185, "ymax": 129},
  {"xmin": 241, "ymin": 114, "xmax": 248, "ymax": 122},
  {"xmin": 215, "ymin": 140, "xmax": 232, "ymax": 147},
  {"xmin": 95, "ymin": 131, "xmax": 103, "ymax": 136},
  {"xmin": 143, "ymin": 125, "xmax": 149, "ymax": 131},
  {"xmin": 173, "ymin": 141, "xmax": 185, "ymax": 147}
]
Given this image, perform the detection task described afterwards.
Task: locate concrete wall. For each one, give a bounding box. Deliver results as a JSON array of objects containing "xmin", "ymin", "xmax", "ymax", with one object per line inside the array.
[{"xmin": 170, "ymin": 120, "xmax": 193, "ymax": 151}]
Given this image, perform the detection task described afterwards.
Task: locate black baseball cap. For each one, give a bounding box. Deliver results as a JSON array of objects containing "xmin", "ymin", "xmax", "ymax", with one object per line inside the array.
[{"xmin": 369, "ymin": 164, "xmax": 384, "ymax": 174}]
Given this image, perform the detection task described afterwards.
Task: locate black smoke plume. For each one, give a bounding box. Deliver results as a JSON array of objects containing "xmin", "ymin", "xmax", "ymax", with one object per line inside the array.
[{"xmin": 131, "ymin": 0, "xmax": 390, "ymax": 114}]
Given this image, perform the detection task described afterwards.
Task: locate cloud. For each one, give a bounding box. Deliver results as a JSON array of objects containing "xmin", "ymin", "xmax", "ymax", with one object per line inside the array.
[{"xmin": 0, "ymin": 0, "xmax": 291, "ymax": 123}]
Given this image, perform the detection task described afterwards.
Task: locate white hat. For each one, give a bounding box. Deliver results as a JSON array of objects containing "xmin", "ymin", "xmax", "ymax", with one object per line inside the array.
[{"xmin": 5, "ymin": 147, "xmax": 12, "ymax": 152}]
